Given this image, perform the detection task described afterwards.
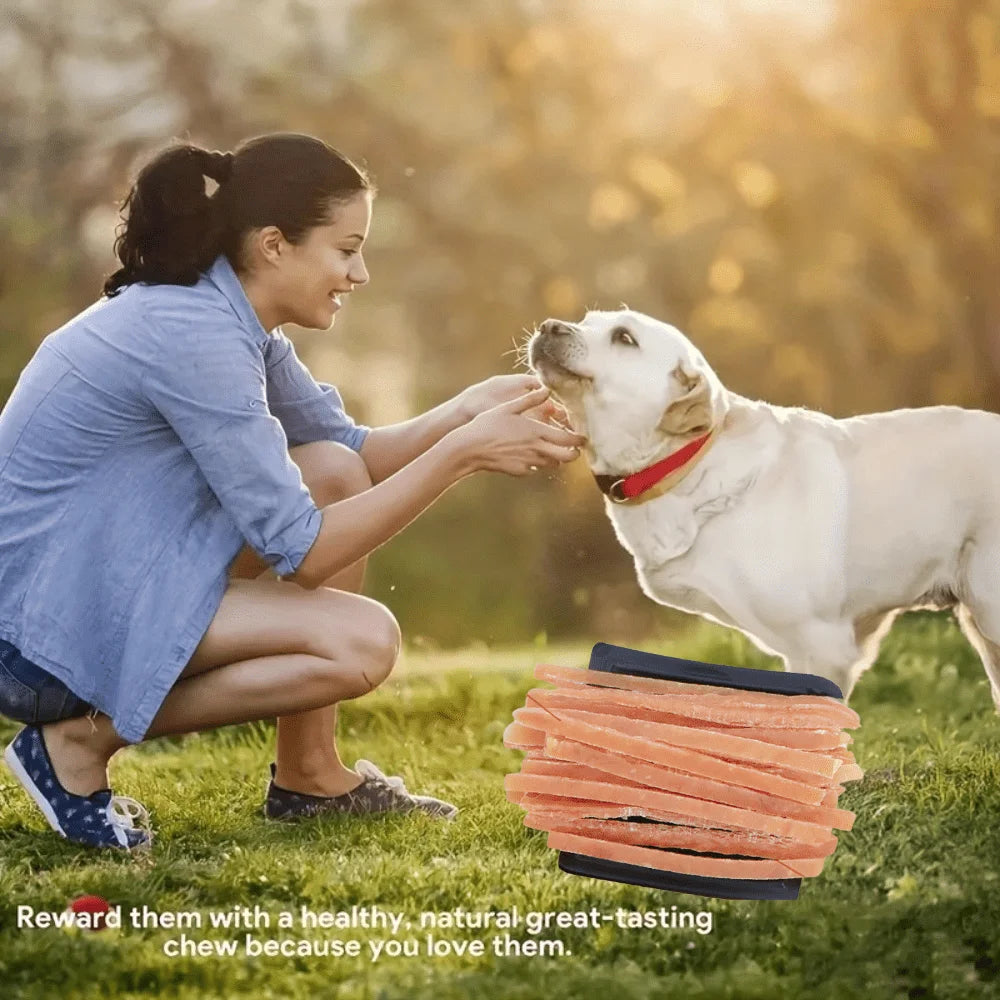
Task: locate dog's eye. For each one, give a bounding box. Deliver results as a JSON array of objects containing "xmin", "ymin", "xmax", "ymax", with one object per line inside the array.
[{"xmin": 611, "ymin": 326, "xmax": 637, "ymax": 347}]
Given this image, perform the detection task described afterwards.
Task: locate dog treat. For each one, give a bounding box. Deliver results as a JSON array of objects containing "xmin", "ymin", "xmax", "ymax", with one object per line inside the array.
[
  {"xmin": 525, "ymin": 684, "xmax": 855, "ymax": 731},
  {"xmin": 545, "ymin": 830, "xmax": 827, "ymax": 880},
  {"xmin": 542, "ymin": 735, "xmax": 855, "ymax": 828},
  {"xmin": 522, "ymin": 696, "xmax": 841, "ymax": 776},
  {"xmin": 502, "ymin": 720, "xmax": 545, "ymax": 750},
  {"xmin": 516, "ymin": 793, "xmax": 710, "ymax": 827},
  {"xmin": 513, "ymin": 706, "xmax": 849, "ymax": 752},
  {"xmin": 834, "ymin": 762, "xmax": 864, "ymax": 783},
  {"xmin": 515, "ymin": 793, "xmax": 836, "ymax": 846},
  {"xmin": 505, "ymin": 773, "xmax": 839, "ymax": 841},
  {"xmin": 742, "ymin": 727, "xmax": 851, "ymax": 750},
  {"xmin": 504, "ymin": 647, "xmax": 863, "ymax": 900},
  {"xmin": 552, "ymin": 720, "xmax": 826, "ymax": 805},
  {"xmin": 513, "ymin": 793, "xmax": 850, "ymax": 850},
  {"xmin": 521, "ymin": 757, "xmax": 648, "ymax": 786},
  {"xmin": 531, "ymin": 743, "xmax": 855, "ymax": 830},
  {"xmin": 517, "ymin": 704, "xmax": 832, "ymax": 804},
  {"xmin": 524, "ymin": 813, "xmax": 838, "ymax": 861},
  {"xmin": 536, "ymin": 664, "xmax": 860, "ymax": 726}
]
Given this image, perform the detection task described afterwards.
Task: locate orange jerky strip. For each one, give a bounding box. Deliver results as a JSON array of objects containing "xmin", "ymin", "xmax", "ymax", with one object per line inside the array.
[
  {"xmin": 537, "ymin": 736, "xmax": 827, "ymax": 815},
  {"xmin": 515, "ymin": 793, "xmax": 852, "ymax": 841},
  {"xmin": 521, "ymin": 756, "xmax": 647, "ymax": 787},
  {"xmin": 514, "ymin": 706, "xmax": 847, "ymax": 750},
  {"xmin": 514, "ymin": 776, "xmax": 850, "ymax": 830},
  {"xmin": 515, "ymin": 794, "xmax": 838, "ymax": 843},
  {"xmin": 546, "ymin": 829, "xmax": 825, "ymax": 879},
  {"xmin": 545, "ymin": 735, "xmax": 854, "ymax": 828},
  {"xmin": 834, "ymin": 763, "xmax": 864, "ymax": 783},
  {"xmin": 518, "ymin": 706, "xmax": 825, "ymax": 805},
  {"xmin": 750, "ymin": 761, "xmax": 838, "ymax": 788},
  {"xmin": 530, "ymin": 702, "xmax": 840, "ymax": 777},
  {"xmin": 535, "ymin": 664, "xmax": 860, "ymax": 728},
  {"xmin": 820, "ymin": 787, "xmax": 844, "ymax": 807},
  {"xmin": 515, "ymin": 793, "xmax": 716, "ymax": 829},
  {"xmin": 503, "ymin": 721, "xmax": 544, "ymax": 750},
  {"xmin": 526, "ymin": 684, "xmax": 855, "ymax": 731},
  {"xmin": 736, "ymin": 727, "xmax": 850, "ymax": 750},
  {"xmin": 525, "ymin": 812, "xmax": 838, "ymax": 860},
  {"xmin": 503, "ymin": 773, "xmax": 839, "ymax": 841}
]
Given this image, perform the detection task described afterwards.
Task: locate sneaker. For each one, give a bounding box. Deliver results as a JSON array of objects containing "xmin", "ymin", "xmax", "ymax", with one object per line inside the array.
[
  {"xmin": 2, "ymin": 726, "xmax": 151, "ymax": 851},
  {"xmin": 263, "ymin": 760, "xmax": 458, "ymax": 821}
]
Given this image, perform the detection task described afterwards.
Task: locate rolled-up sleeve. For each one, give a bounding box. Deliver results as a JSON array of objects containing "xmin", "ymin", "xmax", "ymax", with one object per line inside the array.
[
  {"xmin": 263, "ymin": 330, "xmax": 369, "ymax": 451},
  {"xmin": 141, "ymin": 309, "xmax": 321, "ymax": 576}
]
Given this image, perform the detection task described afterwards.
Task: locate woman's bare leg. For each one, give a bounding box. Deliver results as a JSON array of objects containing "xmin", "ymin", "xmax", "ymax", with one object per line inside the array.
[
  {"xmin": 272, "ymin": 547, "xmax": 365, "ymax": 796},
  {"xmin": 227, "ymin": 441, "xmax": 376, "ymax": 796},
  {"xmin": 41, "ymin": 580, "xmax": 399, "ymax": 795}
]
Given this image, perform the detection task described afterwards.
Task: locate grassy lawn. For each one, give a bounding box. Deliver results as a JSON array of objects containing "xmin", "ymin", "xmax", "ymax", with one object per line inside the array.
[{"xmin": 1, "ymin": 613, "xmax": 999, "ymax": 999}]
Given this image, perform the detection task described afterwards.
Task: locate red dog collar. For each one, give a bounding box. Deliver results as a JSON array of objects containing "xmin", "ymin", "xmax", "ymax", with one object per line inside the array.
[{"xmin": 593, "ymin": 429, "xmax": 715, "ymax": 504}]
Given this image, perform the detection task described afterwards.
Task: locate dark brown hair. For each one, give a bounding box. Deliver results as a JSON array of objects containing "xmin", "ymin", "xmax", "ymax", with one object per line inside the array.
[{"xmin": 103, "ymin": 133, "xmax": 374, "ymax": 297}]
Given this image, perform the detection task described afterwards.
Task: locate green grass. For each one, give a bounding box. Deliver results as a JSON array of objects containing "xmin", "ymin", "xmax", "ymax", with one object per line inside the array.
[{"xmin": 2, "ymin": 613, "xmax": 999, "ymax": 999}]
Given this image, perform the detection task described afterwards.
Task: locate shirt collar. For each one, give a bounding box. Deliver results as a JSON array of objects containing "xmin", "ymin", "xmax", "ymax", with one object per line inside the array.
[{"xmin": 203, "ymin": 254, "xmax": 270, "ymax": 347}]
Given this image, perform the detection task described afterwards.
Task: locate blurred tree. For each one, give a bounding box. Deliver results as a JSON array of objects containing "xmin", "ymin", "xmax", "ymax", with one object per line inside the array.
[{"xmin": 740, "ymin": 0, "xmax": 1000, "ymax": 409}]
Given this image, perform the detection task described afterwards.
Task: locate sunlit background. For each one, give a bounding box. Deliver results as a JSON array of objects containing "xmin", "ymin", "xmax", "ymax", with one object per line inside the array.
[{"xmin": 2, "ymin": 0, "xmax": 998, "ymax": 646}]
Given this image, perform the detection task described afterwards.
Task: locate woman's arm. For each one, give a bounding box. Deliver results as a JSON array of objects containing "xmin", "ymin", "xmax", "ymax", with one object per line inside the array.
[
  {"xmin": 358, "ymin": 397, "xmax": 466, "ymax": 483},
  {"xmin": 360, "ymin": 374, "xmax": 548, "ymax": 482},
  {"xmin": 289, "ymin": 387, "xmax": 585, "ymax": 588},
  {"xmin": 263, "ymin": 331, "xmax": 370, "ymax": 450}
]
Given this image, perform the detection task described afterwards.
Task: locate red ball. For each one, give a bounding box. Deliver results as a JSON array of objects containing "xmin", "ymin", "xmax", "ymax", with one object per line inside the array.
[{"xmin": 68, "ymin": 894, "xmax": 111, "ymax": 931}]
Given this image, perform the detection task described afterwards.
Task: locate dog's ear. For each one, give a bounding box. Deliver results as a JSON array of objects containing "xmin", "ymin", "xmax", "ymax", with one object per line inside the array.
[{"xmin": 658, "ymin": 362, "xmax": 714, "ymax": 435}]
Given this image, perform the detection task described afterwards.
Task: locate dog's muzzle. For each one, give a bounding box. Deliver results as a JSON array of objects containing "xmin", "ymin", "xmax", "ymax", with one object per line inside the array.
[{"xmin": 529, "ymin": 321, "xmax": 588, "ymax": 379}]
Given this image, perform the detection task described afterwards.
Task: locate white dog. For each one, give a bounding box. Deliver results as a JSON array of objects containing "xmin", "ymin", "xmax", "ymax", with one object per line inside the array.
[{"xmin": 528, "ymin": 309, "xmax": 1000, "ymax": 704}]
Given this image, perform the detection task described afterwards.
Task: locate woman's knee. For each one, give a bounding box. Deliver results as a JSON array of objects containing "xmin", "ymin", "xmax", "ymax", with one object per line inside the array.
[
  {"xmin": 348, "ymin": 601, "xmax": 401, "ymax": 692},
  {"xmin": 290, "ymin": 441, "xmax": 372, "ymax": 507},
  {"xmin": 307, "ymin": 592, "xmax": 401, "ymax": 697}
]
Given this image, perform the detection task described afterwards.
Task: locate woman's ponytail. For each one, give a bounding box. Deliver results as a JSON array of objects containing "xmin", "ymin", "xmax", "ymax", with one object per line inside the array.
[
  {"xmin": 103, "ymin": 144, "xmax": 235, "ymax": 298},
  {"xmin": 102, "ymin": 133, "xmax": 373, "ymax": 298}
]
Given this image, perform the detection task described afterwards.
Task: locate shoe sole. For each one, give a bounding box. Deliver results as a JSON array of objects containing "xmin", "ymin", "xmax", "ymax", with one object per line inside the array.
[
  {"xmin": 3, "ymin": 740, "xmax": 68, "ymax": 838},
  {"xmin": 263, "ymin": 793, "xmax": 458, "ymax": 821}
]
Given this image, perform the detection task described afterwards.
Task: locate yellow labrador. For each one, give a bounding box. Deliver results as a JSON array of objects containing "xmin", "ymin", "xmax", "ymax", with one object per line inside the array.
[{"xmin": 528, "ymin": 309, "xmax": 1000, "ymax": 703}]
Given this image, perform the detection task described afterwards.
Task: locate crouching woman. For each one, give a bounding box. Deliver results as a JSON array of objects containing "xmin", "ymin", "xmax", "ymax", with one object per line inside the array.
[{"xmin": 0, "ymin": 132, "xmax": 583, "ymax": 850}]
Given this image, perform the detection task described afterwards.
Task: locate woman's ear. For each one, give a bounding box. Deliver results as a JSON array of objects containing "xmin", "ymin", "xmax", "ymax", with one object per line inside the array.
[
  {"xmin": 252, "ymin": 225, "xmax": 286, "ymax": 268},
  {"xmin": 658, "ymin": 361, "xmax": 714, "ymax": 435}
]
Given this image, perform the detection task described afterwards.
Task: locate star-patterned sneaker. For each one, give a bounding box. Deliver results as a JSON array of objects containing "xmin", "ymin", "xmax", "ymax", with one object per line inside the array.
[
  {"xmin": 264, "ymin": 760, "xmax": 458, "ymax": 821},
  {"xmin": 2, "ymin": 726, "xmax": 151, "ymax": 851}
]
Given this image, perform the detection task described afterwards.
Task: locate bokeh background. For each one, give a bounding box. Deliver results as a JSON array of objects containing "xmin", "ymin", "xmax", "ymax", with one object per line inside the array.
[{"xmin": 2, "ymin": 0, "xmax": 999, "ymax": 648}]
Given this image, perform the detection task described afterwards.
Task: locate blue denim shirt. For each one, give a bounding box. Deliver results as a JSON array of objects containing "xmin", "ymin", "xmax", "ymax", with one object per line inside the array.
[{"xmin": 0, "ymin": 255, "xmax": 368, "ymax": 742}]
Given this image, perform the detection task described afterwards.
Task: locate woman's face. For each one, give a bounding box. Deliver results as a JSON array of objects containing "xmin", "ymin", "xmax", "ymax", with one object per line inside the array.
[{"xmin": 275, "ymin": 190, "xmax": 372, "ymax": 330}]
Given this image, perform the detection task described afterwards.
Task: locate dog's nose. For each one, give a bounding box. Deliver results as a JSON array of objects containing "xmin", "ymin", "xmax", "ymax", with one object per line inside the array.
[{"xmin": 539, "ymin": 319, "xmax": 574, "ymax": 337}]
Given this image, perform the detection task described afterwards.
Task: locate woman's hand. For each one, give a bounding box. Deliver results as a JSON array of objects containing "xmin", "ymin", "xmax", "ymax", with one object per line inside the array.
[
  {"xmin": 449, "ymin": 386, "xmax": 587, "ymax": 477},
  {"xmin": 457, "ymin": 374, "xmax": 571, "ymax": 428}
]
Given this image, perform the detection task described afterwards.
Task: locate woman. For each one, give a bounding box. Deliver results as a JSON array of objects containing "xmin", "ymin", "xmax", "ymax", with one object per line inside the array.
[{"xmin": 0, "ymin": 132, "xmax": 584, "ymax": 851}]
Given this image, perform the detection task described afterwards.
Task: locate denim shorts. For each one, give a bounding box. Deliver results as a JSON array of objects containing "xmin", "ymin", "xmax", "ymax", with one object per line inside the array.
[{"xmin": 0, "ymin": 637, "xmax": 93, "ymax": 725}]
